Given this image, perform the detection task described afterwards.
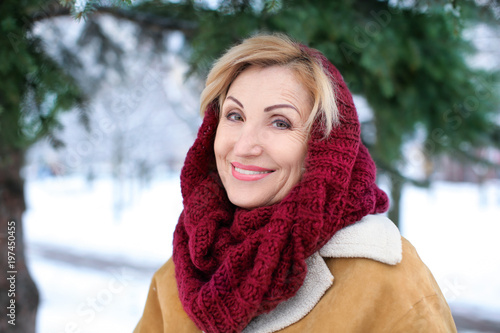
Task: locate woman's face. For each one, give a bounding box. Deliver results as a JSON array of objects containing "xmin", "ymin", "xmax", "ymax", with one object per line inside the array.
[{"xmin": 214, "ymin": 65, "xmax": 312, "ymax": 209}]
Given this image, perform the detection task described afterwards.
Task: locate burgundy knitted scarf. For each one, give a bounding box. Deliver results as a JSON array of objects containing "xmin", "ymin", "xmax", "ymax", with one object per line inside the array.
[{"xmin": 173, "ymin": 47, "xmax": 389, "ymax": 333}]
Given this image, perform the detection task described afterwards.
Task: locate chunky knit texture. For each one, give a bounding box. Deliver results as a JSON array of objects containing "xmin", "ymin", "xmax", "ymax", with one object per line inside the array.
[{"xmin": 173, "ymin": 46, "xmax": 389, "ymax": 333}]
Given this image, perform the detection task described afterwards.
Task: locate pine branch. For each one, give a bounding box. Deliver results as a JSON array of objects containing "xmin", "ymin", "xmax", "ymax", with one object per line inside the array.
[
  {"xmin": 32, "ymin": 3, "xmax": 197, "ymax": 34},
  {"xmin": 375, "ymin": 158, "xmax": 431, "ymax": 188},
  {"xmin": 97, "ymin": 7, "xmax": 197, "ymax": 34},
  {"xmin": 454, "ymin": 148, "xmax": 500, "ymax": 170}
]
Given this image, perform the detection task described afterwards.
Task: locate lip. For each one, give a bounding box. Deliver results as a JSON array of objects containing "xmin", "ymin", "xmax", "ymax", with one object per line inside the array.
[{"xmin": 231, "ymin": 162, "xmax": 274, "ymax": 181}]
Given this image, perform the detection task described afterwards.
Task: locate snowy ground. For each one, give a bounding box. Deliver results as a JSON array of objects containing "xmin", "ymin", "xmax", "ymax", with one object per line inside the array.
[{"xmin": 23, "ymin": 174, "xmax": 500, "ymax": 332}]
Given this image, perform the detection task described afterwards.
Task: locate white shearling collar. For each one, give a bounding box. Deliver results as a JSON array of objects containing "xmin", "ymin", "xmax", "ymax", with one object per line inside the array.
[
  {"xmin": 319, "ymin": 214, "xmax": 402, "ymax": 265},
  {"xmin": 243, "ymin": 214, "xmax": 402, "ymax": 333}
]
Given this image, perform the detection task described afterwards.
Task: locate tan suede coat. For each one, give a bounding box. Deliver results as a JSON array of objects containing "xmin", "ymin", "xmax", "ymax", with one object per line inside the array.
[{"xmin": 135, "ymin": 219, "xmax": 456, "ymax": 333}]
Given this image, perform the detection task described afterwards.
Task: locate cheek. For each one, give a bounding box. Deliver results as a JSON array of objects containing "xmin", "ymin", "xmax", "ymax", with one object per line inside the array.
[
  {"xmin": 214, "ymin": 131, "xmax": 221, "ymax": 156},
  {"xmin": 286, "ymin": 135, "xmax": 308, "ymax": 168},
  {"xmin": 294, "ymin": 145, "xmax": 308, "ymax": 174},
  {"xmin": 214, "ymin": 127, "xmax": 230, "ymax": 163},
  {"xmin": 272, "ymin": 138, "xmax": 308, "ymax": 174},
  {"xmin": 290, "ymin": 142, "xmax": 308, "ymax": 180}
]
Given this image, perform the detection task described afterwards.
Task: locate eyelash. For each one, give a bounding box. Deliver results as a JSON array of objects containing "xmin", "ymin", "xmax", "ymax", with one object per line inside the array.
[
  {"xmin": 272, "ymin": 119, "xmax": 292, "ymax": 129},
  {"xmin": 225, "ymin": 111, "xmax": 292, "ymax": 130},
  {"xmin": 226, "ymin": 112, "xmax": 243, "ymax": 122}
]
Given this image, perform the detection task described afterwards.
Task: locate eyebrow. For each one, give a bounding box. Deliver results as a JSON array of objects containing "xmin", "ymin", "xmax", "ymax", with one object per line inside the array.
[
  {"xmin": 226, "ymin": 96, "xmax": 243, "ymax": 108},
  {"xmin": 226, "ymin": 96, "xmax": 299, "ymax": 114},
  {"xmin": 264, "ymin": 104, "xmax": 299, "ymax": 114}
]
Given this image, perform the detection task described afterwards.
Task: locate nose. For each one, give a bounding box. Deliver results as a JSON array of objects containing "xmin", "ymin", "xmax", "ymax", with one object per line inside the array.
[{"xmin": 233, "ymin": 123, "xmax": 264, "ymax": 157}]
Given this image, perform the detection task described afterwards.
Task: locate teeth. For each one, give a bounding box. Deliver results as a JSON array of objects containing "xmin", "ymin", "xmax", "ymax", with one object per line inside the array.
[{"xmin": 235, "ymin": 167, "xmax": 271, "ymax": 175}]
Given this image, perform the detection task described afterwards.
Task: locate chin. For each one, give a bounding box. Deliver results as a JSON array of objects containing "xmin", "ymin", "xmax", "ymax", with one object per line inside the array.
[
  {"xmin": 229, "ymin": 193, "xmax": 281, "ymax": 210},
  {"xmin": 228, "ymin": 194, "xmax": 264, "ymax": 210},
  {"xmin": 229, "ymin": 199, "xmax": 258, "ymax": 210}
]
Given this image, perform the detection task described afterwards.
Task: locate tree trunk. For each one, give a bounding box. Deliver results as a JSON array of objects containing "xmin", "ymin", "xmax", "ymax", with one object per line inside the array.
[
  {"xmin": 388, "ymin": 176, "xmax": 404, "ymax": 229},
  {"xmin": 0, "ymin": 149, "xmax": 39, "ymax": 333}
]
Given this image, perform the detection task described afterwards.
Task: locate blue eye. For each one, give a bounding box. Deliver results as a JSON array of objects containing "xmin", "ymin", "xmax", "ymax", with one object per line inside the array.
[
  {"xmin": 272, "ymin": 119, "xmax": 291, "ymax": 129},
  {"xmin": 227, "ymin": 112, "xmax": 243, "ymax": 122}
]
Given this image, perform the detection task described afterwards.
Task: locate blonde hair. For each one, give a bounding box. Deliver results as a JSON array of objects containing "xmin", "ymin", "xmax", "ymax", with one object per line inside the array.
[{"xmin": 200, "ymin": 33, "xmax": 339, "ymax": 135}]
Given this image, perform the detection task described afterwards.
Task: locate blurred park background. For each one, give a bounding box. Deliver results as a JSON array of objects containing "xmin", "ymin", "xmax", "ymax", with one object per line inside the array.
[{"xmin": 1, "ymin": 0, "xmax": 500, "ymax": 332}]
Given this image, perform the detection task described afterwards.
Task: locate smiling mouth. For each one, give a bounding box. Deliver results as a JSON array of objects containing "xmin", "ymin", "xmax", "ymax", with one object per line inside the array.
[
  {"xmin": 231, "ymin": 163, "xmax": 274, "ymax": 181},
  {"xmin": 234, "ymin": 167, "xmax": 272, "ymax": 175}
]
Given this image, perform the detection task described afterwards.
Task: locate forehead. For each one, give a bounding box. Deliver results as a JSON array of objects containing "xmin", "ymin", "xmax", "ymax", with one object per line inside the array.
[
  {"xmin": 227, "ymin": 65, "xmax": 312, "ymax": 109},
  {"xmin": 230, "ymin": 65, "xmax": 298, "ymax": 88}
]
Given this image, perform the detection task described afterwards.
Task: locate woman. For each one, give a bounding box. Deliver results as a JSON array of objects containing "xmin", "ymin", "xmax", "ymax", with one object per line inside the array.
[{"xmin": 134, "ymin": 34, "xmax": 456, "ymax": 333}]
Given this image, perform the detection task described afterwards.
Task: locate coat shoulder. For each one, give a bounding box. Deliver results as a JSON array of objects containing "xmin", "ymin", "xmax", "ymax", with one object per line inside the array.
[
  {"xmin": 134, "ymin": 258, "xmax": 201, "ymax": 333},
  {"xmin": 308, "ymin": 237, "xmax": 457, "ymax": 333}
]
